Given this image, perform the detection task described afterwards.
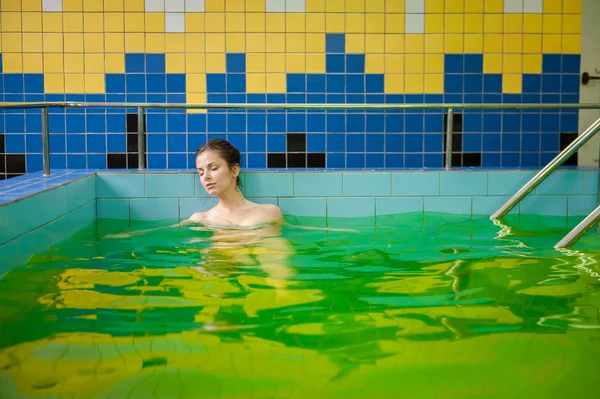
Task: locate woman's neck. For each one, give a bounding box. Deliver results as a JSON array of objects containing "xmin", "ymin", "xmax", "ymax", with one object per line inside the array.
[{"xmin": 217, "ymin": 186, "xmax": 246, "ymax": 212}]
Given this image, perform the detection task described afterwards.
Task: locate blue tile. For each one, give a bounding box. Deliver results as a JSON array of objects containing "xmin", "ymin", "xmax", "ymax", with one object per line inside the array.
[
  {"xmin": 279, "ymin": 198, "xmax": 326, "ymax": 217},
  {"xmin": 227, "ymin": 74, "xmax": 245, "ymax": 92},
  {"xmin": 96, "ymin": 174, "xmax": 145, "ymax": 198},
  {"xmin": 482, "ymin": 152, "xmax": 501, "ymax": 166},
  {"xmin": 424, "ymin": 134, "xmax": 442, "ymax": 152},
  {"xmin": 226, "ymin": 53, "xmax": 245, "ymax": 73},
  {"xmin": 445, "ymin": 75, "xmax": 463, "ymax": 93},
  {"xmin": 376, "ymin": 198, "xmax": 423, "ymax": 216},
  {"xmin": 327, "ymin": 114, "xmax": 346, "ymax": 133},
  {"xmin": 287, "ymin": 74, "xmax": 306, "ymax": 92},
  {"xmin": 248, "ymin": 133, "xmax": 266, "ymax": 152},
  {"xmin": 522, "ymin": 113, "xmax": 540, "ymax": 132},
  {"xmin": 367, "ymin": 134, "xmax": 384, "ymax": 152},
  {"xmin": 206, "ymin": 73, "xmax": 226, "ymax": 92},
  {"xmin": 86, "ymin": 114, "xmax": 106, "ymax": 133},
  {"xmin": 501, "ymin": 113, "xmax": 521, "ymax": 133},
  {"xmin": 227, "ymin": 133, "xmax": 246, "ymax": 152},
  {"xmin": 392, "ymin": 172, "xmax": 439, "ymax": 196},
  {"xmin": 472, "ymin": 196, "xmax": 517, "ymax": 216},
  {"xmin": 125, "ymin": 74, "xmax": 145, "ymax": 92},
  {"xmin": 87, "ymin": 154, "xmax": 105, "ymax": 169},
  {"xmin": 542, "ymin": 54, "xmax": 561, "ymax": 74},
  {"xmin": 424, "ymin": 197, "xmax": 472, "ymax": 214},
  {"xmin": 4, "ymin": 74, "xmax": 24, "ymax": 93},
  {"xmin": 346, "ymin": 134, "xmax": 364, "ymax": 152},
  {"xmin": 326, "ymin": 54, "xmax": 345, "ymax": 73},
  {"xmin": 522, "ymin": 74, "xmax": 541, "ymax": 93},
  {"xmin": 483, "ymin": 74, "xmax": 502, "ymax": 93},
  {"xmin": 66, "ymin": 114, "xmax": 85, "ymax": 133},
  {"xmin": 346, "ymin": 54, "xmax": 365, "ymax": 73},
  {"xmin": 385, "ymin": 114, "xmax": 404, "ymax": 133},
  {"xmin": 541, "ymin": 113, "xmax": 559, "ymax": 133},
  {"xmin": 404, "ymin": 134, "xmax": 422, "ymax": 152},
  {"xmin": 346, "ymin": 74, "xmax": 364, "ymax": 93},
  {"xmin": 166, "ymin": 74, "xmax": 186, "ymax": 93},
  {"xmin": 145, "ymin": 54, "xmax": 165, "ymax": 73},
  {"xmin": 188, "ymin": 114, "xmax": 207, "ymax": 133},
  {"xmin": 5, "ymin": 134, "xmax": 25, "ymax": 152},
  {"xmin": 583, "ymin": 171, "xmax": 598, "ymax": 195},
  {"xmin": 542, "ymin": 75, "xmax": 560, "ymax": 93},
  {"xmin": 267, "ymin": 134, "xmax": 286, "ymax": 152},
  {"xmin": 208, "ymin": 113, "xmax": 226, "ymax": 132},
  {"xmin": 346, "ymin": 154, "xmax": 364, "ymax": 168},
  {"xmin": 386, "ymin": 154, "xmax": 403, "ymax": 167},
  {"xmin": 366, "ymin": 154, "xmax": 384, "ymax": 168},
  {"xmin": 49, "ymin": 134, "xmax": 66, "ymax": 152},
  {"xmin": 5, "ymin": 114, "xmax": 25, "ymax": 133},
  {"xmin": 501, "ymin": 153, "xmax": 520, "ymax": 167},
  {"xmin": 560, "ymin": 113, "xmax": 578, "ymax": 132},
  {"xmin": 541, "ymin": 133, "xmax": 559, "ymax": 151},
  {"xmin": 487, "ymin": 171, "xmax": 536, "ymax": 195},
  {"xmin": 148, "ymin": 153, "xmax": 167, "ymax": 169},
  {"xmin": 147, "ymin": 74, "xmax": 166, "ymax": 93},
  {"xmin": 245, "ymin": 173, "xmax": 293, "ymax": 197},
  {"xmin": 67, "ymin": 154, "xmax": 86, "ymax": 168},
  {"xmin": 326, "ymin": 33, "xmax": 345, "ymax": 53},
  {"xmin": 125, "ymin": 53, "xmax": 145, "ymax": 73},
  {"xmin": 327, "ymin": 153, "xmax": 345, "ymax": 168},
  {"xmin": 445, "ymin": 54, "xmax": 464, "ymax": 73},
  {"xmin": 326, "ymin": 74, "xmax": 345, "ymax": 92},
  {"xmin": 248, "ymin": 113, "xmax": 266, "ymax": 132},
  {"xmin": 464, "ymin": 74, "xmax": 483, "ymax": 93},
  {"xmin": 66, "ymin": 133, "xmax": 85, "ymax": 152},
  {"xmin": 366, "ymin": 114, "xmax": 384, "ymax": 133},
  {"xmin": 167, "ymin": 113, "xmax": 187, "ymax": 133},
  {"xmin": 521, "ymin": 195, "xmax": 567, "ymax": 216},
  {"xmin": 562, "ymin": 55, "xmax": 581, "ymax": 74},
  {"xmin": 147, "ymin": 133, "xmax": 166, "ymax": 152},
  {"xmin": 247, "ymin": 153, "xmax": 266, "ymax": 168},
  {"xmin": 167, "ymin": 133, "xmax": 187, "ymax": 152},
  {"xmin": 463, "ymin": 134, "xmax": 481, "ymax": 151},
  {"xmin": 267, "ymin": 113, "xmax": 286, "ymax": 132},
  {"xmin": 26, "ymin": 154, "xmax": 42, "ymax": 172},
  {"xmin": 24, "ymin": 74, "xmax": 44, "ymax": 93},
  {"xmin": 366, "ymin": 75, "xmax": 384, "ymax": 93},
  {"xmin": 327, "ymin": 197, "xmax": 375, "ymax": 218},
  {"xmin": 463, "ymin": 113, "xmax": 482, "ymax": 133},
  {"xmin": 147, "ymin": 114, "xmax": 166, "ymax": 133},
  {"xmin": 440, "ymin": 172, "xmax": 487, "ymax": 196},
  {"xmin": 307, "ymin": 133, "xmax": 325, "ymax": 151},
  {"xmin": 346, "ymin": 114, "xmax": 365, "ymax": 133},
  {"xmin": 536, "ymin": 171, "xmax": 583, "ymax": 195},
  {"xmin": 502, "ymin": 134, "xmax": 520, "ymax": 152},
  {"xmin": 307, "ymin": 74, "xmax": 326, "ymax": 92},
  {"xmin": 522, "ymin": 133, "xmax": 540, "ymax": 151},
  {"xmin": 561, "ymin": 75, "xmax": 580, "ymax": 94},
  {"xmin": 287, "ymin": 113, "xmax": 305, "ymax": 132},
  {"xmin": 464, "ymin": 54, "xmax": 483, "ymax": 73}
]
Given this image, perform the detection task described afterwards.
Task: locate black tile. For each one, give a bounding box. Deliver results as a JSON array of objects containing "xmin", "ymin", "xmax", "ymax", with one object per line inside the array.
[
  {"xmin": 442, "ymin": 133, "xmax": 462, "ymax": 152},
  {"xmin": 7, "ymin": 173, "xmax": 24, "ymax": 179},
  {"xmin": 127, "ymin": 153, "xmax": 139, "ymax": 169},
  {"xmin": 267, "ymin": 153, "xmax": 286, "ymax": 168},
  {"xmin": 0, "ymin": 154, "xmax": 5, "ymax": 173},
  {"xmin": 443, "ymin": 112, "xmax": 463, "ymax": 133},
  {"xmin": 127, "ymin": 133, "xmax": 139, "ymax": 153},
  {"xmin": 6, "ymin": 154, "xmax": 26, "ymax": 174},
  {"xmin": 0, "ymin": 174, "xmax": 5, "ymax": 181},
  {"xmin": 287, "ymin": 133, "xmax": 306, "ymax": 152},
  {"xmin": 288, "ymin": 153, "xmax": 306, "ymax": 168},
  {"xmin": 451, "ymin": 153, "xmax": 462, "ymax": 167},
  {"xmin": 0, "ymin": 134, "xmax": 5, "ymax": 153},
  {"xmin": 107, "ymin": 153, "xmax": 127, "ymax": 169},
  {"xmin": 126, "ymin": 113, "xmax": 146, "ymax": 133},
  {"xmin": 307, "ymin": 153, "xmax": 326, "ymax": 168},
  {"xmin": 560, "ymin": 132, "xmax": 578, "ymax": 166},
  {"xmin": 463, "ymin": 153, "xmax": 482, "ymax": 167}
]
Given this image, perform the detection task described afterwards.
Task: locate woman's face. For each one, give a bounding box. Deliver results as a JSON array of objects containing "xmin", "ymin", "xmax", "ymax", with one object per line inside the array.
[{"xmin": 196, "ymin": 150, "xmax": 239, "ymax": 196}]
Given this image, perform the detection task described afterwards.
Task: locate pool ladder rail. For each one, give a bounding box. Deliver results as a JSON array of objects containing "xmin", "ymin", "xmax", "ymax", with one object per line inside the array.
[{"xmin": 490, "ymin": 117, "xmax": 600, "ymax": 249}]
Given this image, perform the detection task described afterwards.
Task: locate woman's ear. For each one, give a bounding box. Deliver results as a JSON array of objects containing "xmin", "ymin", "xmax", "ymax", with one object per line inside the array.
[{"xmin": 232, "ymin": 164, "xmax": 240, "ymax": 177}]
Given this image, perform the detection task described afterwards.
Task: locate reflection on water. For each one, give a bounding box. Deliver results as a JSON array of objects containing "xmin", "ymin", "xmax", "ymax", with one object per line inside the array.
[{"xmin": 1, "ymin": 213, "xmax": 600, "ymax": 398}]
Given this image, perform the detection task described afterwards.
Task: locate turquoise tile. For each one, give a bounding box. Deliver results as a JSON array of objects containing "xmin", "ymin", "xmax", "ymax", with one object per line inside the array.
[
  {"xmin": 327, "ymin": 198, "xmax": 375, "ymax": 218},
  {"xmin": 244, "ymin": 173, "xmax": 294, "ymax": 197},
  {"xmin": 440, "ymin": 171, "xmax": 487, "ymax": 196},
  {"xmin": 294, "ymin": 173, "xmax": 343, "ymax": 196},
  {"xmin": 146, "ymin": 173, "xmax": 195, "ymax": 198},
  {"xmin": 279, "ymin": 198, "xmax": 327, "ymax": 217},
  {"xmin": 567, "ymin": 195, "xmax": 598, "ymax": 216},
  {"xmin": 0, "ymin": 197, "xmax": 41, "ymax": 245},
  {"xmin": 376, "ymin": 198, "xmax": 423, "ymax": 216},
  {"xmin": 472, "ymin": 196, "xmax": 518, "ymax": 216},
  {"xmin": 96, "ymin": 174, "xmax": 145, "ymax": 198},
  {"xmin": 583, "ymin": 171, "xmax": 599, "ymax": 195},
  {"xmin": 130, "ymin": 198, "xmax": 179, "ymax": 220},
  {"xmin": 0, "ymin": 240, "xmax": 19, "ymax": 277},
  {"xmin": 343, "ymin": 173, "xmax": 391, "ymax": 196},
  {"xmin": 424, "ymin": 197, "xmax": 472, "ymax": 214},
  {"xmin": 65, "ymin": 177, "xmax": 95, "ymax": 211},
  {"xmin": 179, "ymin": 198, "xmax": 219, "ymax": 219},
  {"xmin": 521, "ymin": 196, "xmax": 568, "ymax": 216},
  {"xmin": 536, "ymin": 171, "xmax": 583, "ymax": 195},
  {"xmin": 248, "ymin": 197, "xmax": 278, "ymax": 205},
  {"xmin": 392, "ymin": 172, "xmax": 439, "ymax": 196},
  {"xmin": 18, "ymin": 226, "xmax": 52, "ymax": 265},
  {"xmin": 194, "ymin": 177, "xmax": 210, "ymax": 197},
  {"xmin": 488, "ymin": 171, "xmax": 536, "ymax": 196},
  {"xmin": 97, "ymin": 199, "xmax": 130, "ymax": 220},
  {"xmin": 39, "ymin": 186, "xmax": 68, "ymax": 225}
]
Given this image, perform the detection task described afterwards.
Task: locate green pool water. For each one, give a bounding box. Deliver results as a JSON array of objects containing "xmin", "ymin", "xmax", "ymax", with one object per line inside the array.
[{"xmin": 1, "ymin": 213, "xmax": 600, "ymax": 399}]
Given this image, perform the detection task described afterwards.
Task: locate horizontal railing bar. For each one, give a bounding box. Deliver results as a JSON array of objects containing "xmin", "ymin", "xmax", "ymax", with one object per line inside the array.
[{"xmin": 2, "ymin": 102, "xmax": 600, "ymax": 110}]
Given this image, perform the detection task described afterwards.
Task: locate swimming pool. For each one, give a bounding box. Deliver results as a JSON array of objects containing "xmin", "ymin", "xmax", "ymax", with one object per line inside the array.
[{"xmin": 0, "ymin": 169, "xmax": 599, "ymax": 398}]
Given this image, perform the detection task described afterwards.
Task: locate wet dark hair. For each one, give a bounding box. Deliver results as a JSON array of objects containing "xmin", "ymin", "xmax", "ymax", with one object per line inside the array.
[{"xmin": 195, "ymin": 138, "xmax": 242, "ymax": 188}]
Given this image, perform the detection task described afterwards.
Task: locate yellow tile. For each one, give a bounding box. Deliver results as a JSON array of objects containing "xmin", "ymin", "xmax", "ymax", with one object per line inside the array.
[
  {"xmin": 246, "ymin": 13, "xmax": 265, "ymax": 32},
  {"xmin": 187, "ymin": 73, "xmax": 207, "ymax": 93},
  {"xmin": 63, "ymin": 13, "xmax": 83, "ymax": 32},
  {"xmin": 146, "ymin": 33, "xmax": 166, "ymax": 53},
  {"xmin": 347, "ymin": 0, "xmax": 365, "ymax": 13},
  {"xmin": 405, "ymin": 54, "xmax": 423, "ymax": 73},
  {"xmin": 125, "ymin": 13, "xmax": 145, "ymax": 32},
  {"xmin": 64, "ymin": 0, "xmax": 83, "ymax": 11},
  {"xmin": 425, "ymin": 14, "xmax": 444, "ymax": 34},
  {"xmin": 484, "ymin": 0, "xmax": 503, "ymax": 12},
  {"xmin": 307, "ymin": 0, "xmax": 325, "ymax": 12},
  {"xmin": 64, "ymin": 33, "xmax": 84, "ymax": 52},
  {"xmin": 306, "ymin": 53, "xmax": 326, "ymax": 72},
  {"xmin": 504, "ymin": 15, "xmax": 522, "ymax": 34},
  {"xmin": 366, "ymin": 54, "xmax": 385, "ymax": 73},
  {"xmin": 327, "ymin": 14, "xmax": 345, "ymax": 33},
  {"xmin": 187, "ymin": 94, "xmax": 208, "ymax": 113},
  {"xmin": 266, "ymin": 13, "xmax": 285, "ymax": 32},
  {"xmin": 85, "ymin": 33, "xmax": 104, "ymax": 52},
  {"xmin": 186, "ymin": 14, "xmax": 206, "ymax": 32},
  {"xmin": 246, "ymin": 0, "xmax": 265, "ymax": 12},
  {"xmin": 65, "ymin": 74, "xmax": 85, "ymax": 94},
  {"xmin": 266, "ymin": 54, "xmax": 285, "ymax": 73},
  {"xmin": 125, "ymin": 0, "xmax": 145, "ymax": 11},
  {"xmin": 503, "ymin": 34, "xmax": 523, "ymax": 53},
  {"xmin": 346, "ymin": 33, "xmax": 365, "ymax": 53},
  {"xmin": 346, "ymin": 14, "xmax": 365, "ymax": 34},
  {"xmin": 406, "ymin": 34, "xmax": 425, "ymax": 53},
  {"xmin": 205, "ymin": 53, "xmax": 226, "ymax": 72},
  {"xmin": 425, "ymin": 0, "xmax": 444, "ymax": 13},
  {"xmin": 2, "ymin": 33, "xmax": 21, "ymax": 52},
  {"xmin": 503, "ymin": 54, "xmax": 522, "ymax": 74},
  {"xmin": 246, "ymin": 33, "xmax": 266, "ymax": 52},
  {"xmin": 385, "ymin": 0, "xmax": 404, "ymax": 12},
  {"xmin": 425, "ymin": 54, "xmax": 444, "ymax": 73},
  {"xmin": 366, "ymin": 14, "xmax": 385, "ymax": 33},
  {"xmin": 44, "ymin": 73, "xmax": 65, "ymax": 93},
  {"xmin": 206, "ymin": 0, "xmax": 225, "ymax": 12},
  {"xmin": 104, "ymin": 13, "xmax": 124, "ymax": 32},
  {"xmin": 84, "ymin": 0, "xmax": 104, "ymax": 12},
  {"xmin": 266, "ymin": 74, "xmax": 286, "ymax": 94},
  {"xmin": 445, "ymin": 14, "xmax": 463, "ymax": 33},
  {"xmin": 305, "ymin": 33, "xmax": 325, "ymax": 52},
  {"xmin": 205, "ymin": 33, "xmax": 225, "ymax": 52},
  {"xmin": 563, "ymin": 34, "xmax": 581, "ymax": 54},
  {"xmin": 385, "ymin": 14, "xmax": 404, "ymax": 34},
  {"xmin": 247, "ymin": 53, "xmax": 266, "ymax": 72},
  {"xmin": 266, "ymin": 33, "xmax": 286, "ymax": 52},
  {"xmin": 286, "ymin": 54, "xmax": 306, "ymax": 73},
  {"xmin": 386, "ymin": 34, "xmax": 405, "ymax": 53},
  {"xmin": 523, "ymin": 34, "xmax": 541, "ymax": 53},
  {"xmin": 446, "ymin": 0, "xmax": 464, "ymax": 13},
  {"xmin": 226, "ymin": 33, "xmax": 245, "ymax": 52},
  {"xmin": 125, "ymin": 33, "xmax": 145, "ymax": 52},
  {"xmin": 543, "ymin": 15, "xmax": 562, "ymax": 34},
  {"xmin": 483, "ymin": 34, "xmax": 502, "ymax": 53},
  {"xmin": 24, "ymin": 54, "xmax": 43, "ymax": 73},
  {"xmin": 44, "ymin": 33, "xmax": 64, "ymax": 52},
  {"xmin": 1, "ymin": 54, "xmax": 22, "ymax": 72},
  {"xmin": 464, "ymin": 34, "xmax": 483, "ymax": 53},
  {"xmin": 287, "ymin": 33, "xmax": 306, "ymax": 52},
  {"xmin": 366, "ymin": 34, "xmax": 385, "ymax": 53},
  {"xmin": 145, "ymin": 13, "xmax": 165, "ymax": 33},
  {"xmin": 425, "ymin": 74, "xmax": 444, "ymax": 94},
  {"xmin": 483, "ymin": 54, "xmax": 502, "ymax": 73},
  {"xmin": 84, "ymin": 13, "xmax": 103, "ymax": 32},
  {"xmin": 105, "ymin": 33, "xmax": 124, "ymax": 52},
  {"xmin": 385, "ymin": 74, "xmax": 404, "ymax": 94},
  {"xmin": 166, "ymin": 53, "xmax": 186, "ymax": 73},
  {"xmin": 22, "ymin": 0, "xmax": 41, "ymax": 11},
  {"xmin": 23, "ymin": 33, "xmax": 43, "ymax": 52},
  {"xmin": 405, "ymin": 74, "xmax": 424, "ymax": 94},
  {"xmin": 564, "ymin": 0, "xmax": 582, "ymax": 13},
  {"xmin": 85, "ymin": 74, "xmax": 105, "ymax": 94},
  {"xmin": 226, "ymin": 0, "xmax": 245, "ymax": 12},
  {"xmin": 105, "ymin": 54, "xmax": 125, "ymax": 73},
  {"xmin": 226, "ymin": 13, "xmax": 245, "ymax": 33},
  {"xmin": 445, "ymin": 34, "xmax": 463, "ymax": 53},
  {"xmin": 306, "ymin": 13, "xmax": 326, "ymax": 32},
  {"xmin": 85, "ymin": 54, "xmax": 104, "ymax": 73},
  {"xmin": 2, "ymin": 0, "xmax": 21, "ymax": 11},
  {"xmin": 424, "ymin": 34, "xmax": 444, "ymax": 53},
  {"xmin": 286, "ymin": 14, "xmax": 306, "ymax": 32},
  {"xmin": 543, "ymin": 0, "xmax": 562, "ymax": 13},
  {"xmin": 563, "ymin": 15, "xmax": 581, "ymax": 34},
  {"xmin": 385, "ymin": 54, "xmax": 405, "ymax": 73},
  {"xmin": 465, "ymin": 0, "xmax": 483, "ymax": 13},
  {"xmin": 502, "ymin": 74, "xmax": 522, "ymax": 94},
  {"xmin": 326, "ymin": 0, "xmax": 345, "ymax": 12},
  {"xmin": 44, "ymin": 13, "xmax": 66, "ymax": 32},
  {"xmin": 522, "ymin": 14, "xmax": 542, "ymax": 34},
  {"xmin": 22, "ymin": 12, "xmax": 42, "ymax": 32},
  {"xmin": 104, "ymin": 0, "xmax": 124, "ymax": 12},
  {"xmin": 483, "ymin": 14, "xmax": 502, "ymax": 33},
  {"xmin": 166, "ymin": 33, "xmax": 185, "ymax": 53},
  {"xmin": 63, "ymin": 54, "xmax": 82, "ymax": 73},
  {"xmin": 464, "ymin": 14, "xmax": 483, "ymax": 33},
  {"xmin": 366, "ymin": 0, "xmax": 385, "ymax": 12},
  {"xmin": 205, "ymin": 13, "xmax": 225, "ymax": 32},
  {"xmin": 543, "ymin": 34, "xmax": 562, "ymax": 53},
  {"xmin": 186, "ymin": 54, "xmax": 206, "ymax": 73},
  {"xmin": 2, "ymin": 12, "xmax": 21, "ymax": 32},
  {"xmin": 523, "ymin": 54, "xmax": 542, "ymax": 73}
]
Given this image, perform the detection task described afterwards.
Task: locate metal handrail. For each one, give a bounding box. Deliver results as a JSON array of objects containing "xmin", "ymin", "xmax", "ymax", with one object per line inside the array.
[{"xmin": 555, "ymin": 205, "xmax": 600, "ymax": 248}]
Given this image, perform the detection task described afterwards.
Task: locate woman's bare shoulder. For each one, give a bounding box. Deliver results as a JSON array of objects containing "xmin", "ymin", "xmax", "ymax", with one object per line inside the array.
[
  {"xmin": 189, "ymin": 211, "xmax": 208, "ymax": 223},
  {"xmin": 256, "ymin": 203, "xmax": 283, "ymax": 223}
]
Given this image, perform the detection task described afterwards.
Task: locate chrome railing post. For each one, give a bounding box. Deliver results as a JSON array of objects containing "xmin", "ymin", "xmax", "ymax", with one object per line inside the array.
[
  {"xmin": 445, "ymin": 108, "xmax": 454, "ymax": 169},
  {"xmin": 555, "ymin": 205, "xmax": 600, "ymax": 248},
  {"xmin": 137, "ymin": 106, "xmax": 145, "ymax": 170},
  {"xmin": 41, "ymin": 107, "xmax": 50, "ymax": 176}
]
